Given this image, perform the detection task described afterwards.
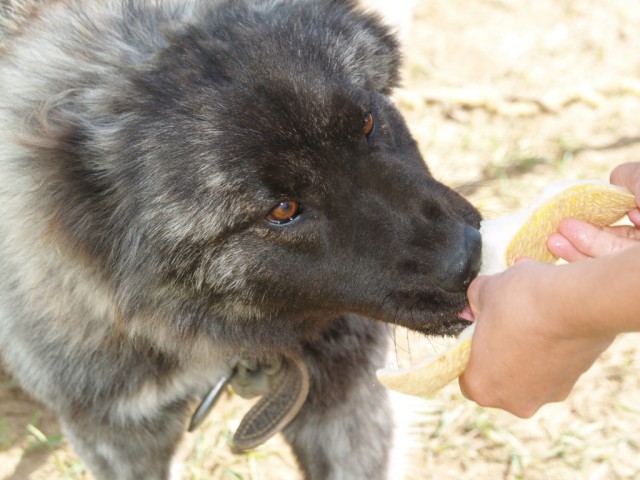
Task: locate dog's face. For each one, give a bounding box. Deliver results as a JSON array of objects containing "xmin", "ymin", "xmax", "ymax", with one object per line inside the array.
[{"xmin": 31, "ymin": 0, "xmax": 481, "ymax": 352}]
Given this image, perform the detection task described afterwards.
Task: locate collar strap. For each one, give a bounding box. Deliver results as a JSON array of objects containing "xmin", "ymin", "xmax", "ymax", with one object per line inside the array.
[
  {"xmin": 188, "ymin": 356, "xmax": 309, "ymax": 452},
  {"xmin": 232, "ymin": 355, "xmax": 309, "ymax": 452}
]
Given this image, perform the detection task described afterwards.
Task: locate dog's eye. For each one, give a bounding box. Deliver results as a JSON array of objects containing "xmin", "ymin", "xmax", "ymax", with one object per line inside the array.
[
  {"xmin": 267, "ymin": 200, "xmax": 301, "ymax": 225},
  {"xmin": 363, "ymin": 112, "xmax": 374, "ymax": 137}
]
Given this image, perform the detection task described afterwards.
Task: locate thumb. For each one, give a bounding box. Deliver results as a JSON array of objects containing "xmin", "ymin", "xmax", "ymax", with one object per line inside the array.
[{"xmin": 467, "ymin": 275, "xmax": 488, "ymax": 316}]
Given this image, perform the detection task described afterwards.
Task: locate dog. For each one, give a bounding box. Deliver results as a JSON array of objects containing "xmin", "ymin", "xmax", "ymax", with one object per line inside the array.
[{"xmin": 0, "ymin": 1, "xmax": 482, "ymax": 478}]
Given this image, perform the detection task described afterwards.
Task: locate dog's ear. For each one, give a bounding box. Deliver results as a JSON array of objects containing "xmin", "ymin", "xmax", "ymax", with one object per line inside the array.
[{"xmin": 322, "ymin": 0, "xmax": 402, "ymax": 95}]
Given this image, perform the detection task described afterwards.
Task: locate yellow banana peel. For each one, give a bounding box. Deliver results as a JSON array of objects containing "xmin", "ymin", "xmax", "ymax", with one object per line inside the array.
[
  {"xmin": 506, "ymin": 182, "xmax": 636, "ymax": 266},
  {"xmin": 376, "ymin": 322, "xmax": 475, "ymax": 396}
]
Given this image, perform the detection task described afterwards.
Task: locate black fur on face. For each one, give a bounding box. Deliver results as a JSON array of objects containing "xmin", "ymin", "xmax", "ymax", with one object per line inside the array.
[{"xmin": 23, "ymin": 0, "xmax": 481, "ymax": 353}]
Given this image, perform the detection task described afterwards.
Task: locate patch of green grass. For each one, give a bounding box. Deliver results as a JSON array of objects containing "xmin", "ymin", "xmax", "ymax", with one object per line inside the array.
[
  {"xmin": 24, "ymin": 424, "xmax": 64, "ymax": 453},
  {"xmin": 0, "ymin": 417, "xmax": 15, "ymax": 450},
  {"xmin": 3, "ymin": 378, "xmax": 20, "ymax": 390},
  {"xmin": 23, "ymin": 420, "xmax": 87, "ymax": 479}
]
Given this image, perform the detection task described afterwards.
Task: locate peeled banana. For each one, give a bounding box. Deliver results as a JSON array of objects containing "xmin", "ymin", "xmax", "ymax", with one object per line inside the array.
[{"xmin": 377, "ymin": 181, "xmax": 637, "ymax": 397}]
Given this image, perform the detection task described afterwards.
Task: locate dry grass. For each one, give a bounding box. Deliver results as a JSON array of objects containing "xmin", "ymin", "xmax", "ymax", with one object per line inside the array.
[{"xmin": 2, "ymin": 0, "xmax": 640, "ymax": 479}]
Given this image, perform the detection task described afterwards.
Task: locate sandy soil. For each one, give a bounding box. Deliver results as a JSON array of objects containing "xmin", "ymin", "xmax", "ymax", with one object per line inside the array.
[{"xmin": 2, "ymin": 1, "xmax": 640, "ymax": 479}]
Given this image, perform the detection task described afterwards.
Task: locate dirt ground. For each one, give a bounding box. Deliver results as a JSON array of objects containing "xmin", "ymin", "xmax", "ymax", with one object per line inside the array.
[{"xmin": 2, "ymin": 0, "xmax": 640, "ymax": 479}]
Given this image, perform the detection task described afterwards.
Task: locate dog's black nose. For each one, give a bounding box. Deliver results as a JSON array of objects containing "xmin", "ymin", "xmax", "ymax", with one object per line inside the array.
[{"xmin": 438, "ymin": 224, "xmax": 482, "ymax": 293}]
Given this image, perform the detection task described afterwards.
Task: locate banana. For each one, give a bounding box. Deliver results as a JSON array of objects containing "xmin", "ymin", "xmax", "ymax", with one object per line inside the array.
[{"xmin": 377, "ymin": 181, "xmax": 637, "ymax": 397}]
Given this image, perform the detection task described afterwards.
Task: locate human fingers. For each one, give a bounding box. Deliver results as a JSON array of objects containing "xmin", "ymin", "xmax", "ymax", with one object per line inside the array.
[
  {"xmin": 628, "ymin": 208, "xmax": 640, "ymax": 228},
  {"xmin": 466, "ymin": 274, "xmax": 489, "ymax": 315},
  {"xmin": 603, "ymin": 224, "xmax": 640, "ymax": 240},
  {"xmin": 557, "ymin": 218, "xmax": 639, "ymax": 258},
  {"xmin": 548, "ymin": 223, "xmax": 639, "ymax": 261},
  {"xmin": 547, "ymin": 232, "xmax": 589, "ymax": 262},
  {"xmin": 611, "ymin": 162, "xmax": 640, "ymax": 204}
]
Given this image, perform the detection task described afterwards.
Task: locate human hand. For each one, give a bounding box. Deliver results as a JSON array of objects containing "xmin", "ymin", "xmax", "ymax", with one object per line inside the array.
[
  {"xmin": 611, "ymin": 161, "xmax": 640, "ymax": 204},
  {"xmin": 548, "ymin": 162, "xmax": 640, "ymax": 262},
  {"xmin": 609, "ymin": 162, "xmax": 640, "ymax": 228},
  {"xmin": 458, "ymin": 260, "xmax": 615, "ymax": 418},
  {"xmin": 547, "ymin": 217, "xmax": 639, "ymax": 262},
  {"xmin": 459, "ymin": 164, "xmax": 640, "ymax": 416}
]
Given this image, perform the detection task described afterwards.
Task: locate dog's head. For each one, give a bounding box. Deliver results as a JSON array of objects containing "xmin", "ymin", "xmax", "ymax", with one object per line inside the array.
[{"xmin": 27, "ymin": 0, "xmax": 481, "ymax": 350}]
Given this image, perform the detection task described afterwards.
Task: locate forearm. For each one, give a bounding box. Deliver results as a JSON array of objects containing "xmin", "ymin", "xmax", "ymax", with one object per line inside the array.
[{"xmin": 557, "ymin": 243, "xmax": 640, "ymax": 336}]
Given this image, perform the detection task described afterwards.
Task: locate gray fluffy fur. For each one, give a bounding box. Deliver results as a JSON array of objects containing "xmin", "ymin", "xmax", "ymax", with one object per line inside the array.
[{"xmin": 0, "ymin": 1, "xmax": 481, "ymax": 478}]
